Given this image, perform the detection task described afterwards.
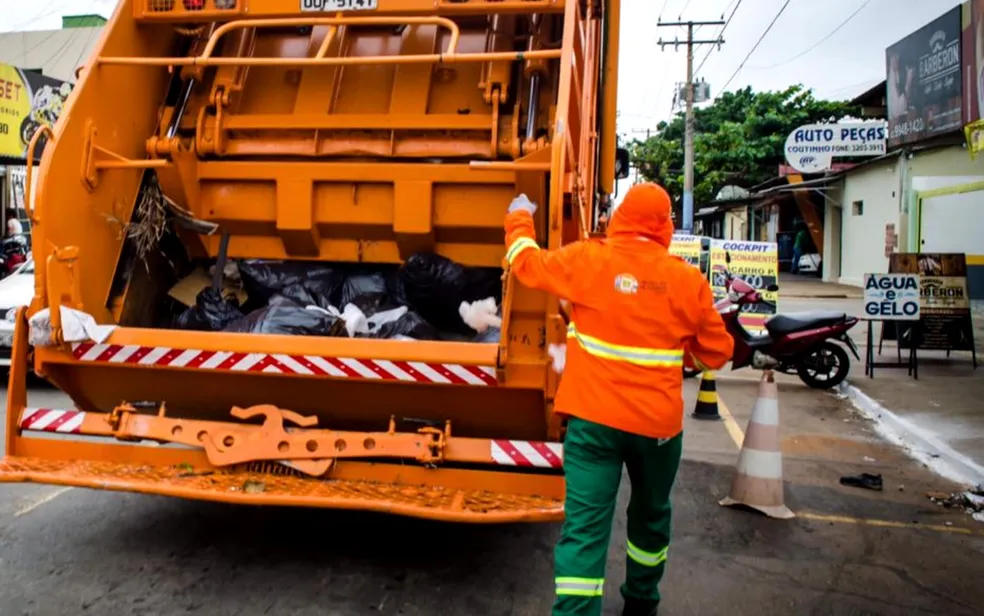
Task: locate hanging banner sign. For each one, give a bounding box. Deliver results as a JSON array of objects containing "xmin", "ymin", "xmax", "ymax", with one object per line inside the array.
[
  {"xmin": 0, "ymin": 63, "xmax": 72, "ymax": 159},
  {"xmin": 669, "ymin": 234, "xmax": 702, "ymax": 268},
  {"xmin": 783, "ymin": 121, "xmax": 887, "ymax": 173},
  {"xmin": 710, "ymin": 240, "xmax": 779, "ymax": 332}
]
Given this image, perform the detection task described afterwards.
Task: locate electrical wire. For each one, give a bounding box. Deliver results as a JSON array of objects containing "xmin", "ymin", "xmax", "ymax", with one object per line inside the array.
[
  {"xmin": 3, "ymin": 0, "xmax": 71, "ymax": 33},
  {"xmin": 658, "ymin": 0, "xmax": 671, "ymax": 22},
  {"xmin": 747, "ymin": 0, "xmax": 872, "ymax": 70},
  {"xmin": 678, "ymin": 0, "xmax": 693, "ymax": 18},
  {"xmin": 694, "ymin": 0, "xmax": 743, "ymax": 76},
  {"xmin": 718, "ymin": 0, "xmax": 794, "ymax": 94}
]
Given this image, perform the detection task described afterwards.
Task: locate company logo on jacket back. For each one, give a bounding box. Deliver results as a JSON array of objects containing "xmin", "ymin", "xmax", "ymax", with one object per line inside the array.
[{"xmin": 614, "ymin": 274, "xmax": 667, "ymax": 295}]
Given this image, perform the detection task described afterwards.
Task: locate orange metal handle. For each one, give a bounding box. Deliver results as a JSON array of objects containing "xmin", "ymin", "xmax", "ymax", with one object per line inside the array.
[
  {"xmin": 99, "ymin": 14, "xmax": 561, "ymax": 69},
  {"xmin": 24, "ymin": 125, "xmax": 55, "ymax": 225},
  {"xmin": 200, "ymin": 16, "xmax": 462, "ymax": 59}
]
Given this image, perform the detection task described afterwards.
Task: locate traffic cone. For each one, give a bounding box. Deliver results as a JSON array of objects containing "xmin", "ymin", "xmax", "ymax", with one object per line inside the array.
[
  {"xmin": 719, "ymin": 370, "xmax": 795, "ymax": 519},
  {"xmin": 692, "ymin": 371, "xmax": 721, "ymax": 420}
]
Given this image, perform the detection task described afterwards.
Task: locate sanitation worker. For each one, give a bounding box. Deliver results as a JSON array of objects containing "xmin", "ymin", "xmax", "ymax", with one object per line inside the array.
[{"xmin": 504, "ymin": 183, "xmax": 734, "ymax": 616}]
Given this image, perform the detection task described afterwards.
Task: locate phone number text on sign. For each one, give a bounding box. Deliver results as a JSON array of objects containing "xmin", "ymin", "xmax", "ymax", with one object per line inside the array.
[{"xmin": 301, "ymin": 0, "xmax": 377, "ymax": 11}]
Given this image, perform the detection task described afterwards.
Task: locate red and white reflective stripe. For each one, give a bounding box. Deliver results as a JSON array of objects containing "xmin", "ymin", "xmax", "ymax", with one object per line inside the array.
[
  {"xmin": 491, "ymin": 440, "xmax": 564, "ymax": 468},
  {"xmin": 19, "ymin": 408, "xmax": 86, "ymax": 434},
  {"xmin": 69, "ymin": 343, "xmax": 498, "ymax": 386}
]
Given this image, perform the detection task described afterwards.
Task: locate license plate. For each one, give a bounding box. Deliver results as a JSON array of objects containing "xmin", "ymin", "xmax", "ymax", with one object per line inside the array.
[{"xmin": 300, "ymin": 0, "xmax": 377, "ymax": 11}]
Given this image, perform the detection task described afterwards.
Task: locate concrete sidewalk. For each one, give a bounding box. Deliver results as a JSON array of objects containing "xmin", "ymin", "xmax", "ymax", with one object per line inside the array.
[
  {"xmin": 778, "ymin": 273, "xmax": 862, "ymax": 299},
  {"xmin": 779, "ymin": 284, "xmax": 984, "ymax": 488}
]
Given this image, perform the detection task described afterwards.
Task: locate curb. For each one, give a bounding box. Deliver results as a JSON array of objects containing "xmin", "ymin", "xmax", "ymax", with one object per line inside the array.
[{"xmin": 838, "ymin": 381, "xmax": 984, "ymax": 487}]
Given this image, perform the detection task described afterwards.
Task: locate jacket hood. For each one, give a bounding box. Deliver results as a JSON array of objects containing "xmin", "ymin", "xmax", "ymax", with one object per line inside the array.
[{"xmin": 607, "ymin": 183, "xmax": 675, "ymax": 247}]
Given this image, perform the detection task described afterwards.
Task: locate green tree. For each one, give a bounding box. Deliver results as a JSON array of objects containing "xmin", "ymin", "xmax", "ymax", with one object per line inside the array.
[{"xmin": 628, "ymin": 85, "xmax": 860, "ymax": 207}]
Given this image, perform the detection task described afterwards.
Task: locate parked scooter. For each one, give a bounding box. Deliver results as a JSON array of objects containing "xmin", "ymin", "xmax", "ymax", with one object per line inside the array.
[{"xmin": 685, "ymin": 253, "xmax": 860, "ymax": 389}]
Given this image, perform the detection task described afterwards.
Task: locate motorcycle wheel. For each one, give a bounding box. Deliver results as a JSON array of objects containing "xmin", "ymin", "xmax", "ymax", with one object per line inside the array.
[{"xmin": 796, "ymin": 341, "xmax": 850, "ymax": 389}]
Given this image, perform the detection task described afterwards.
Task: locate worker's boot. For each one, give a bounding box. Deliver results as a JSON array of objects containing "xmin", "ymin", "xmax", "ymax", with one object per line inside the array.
[{"xmin": 622, "ymin": 598, "xmax": 658, "ymax": 616}]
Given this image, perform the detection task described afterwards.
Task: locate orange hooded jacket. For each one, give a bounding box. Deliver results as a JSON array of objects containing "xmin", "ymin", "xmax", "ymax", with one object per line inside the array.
[{"xmin": 504, "ymin": 183, "xmax": 734, "ymax": 439}]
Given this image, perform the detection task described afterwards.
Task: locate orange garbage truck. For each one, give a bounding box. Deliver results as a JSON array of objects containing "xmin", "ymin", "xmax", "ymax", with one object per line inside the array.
[{"xmin": 1, "ymin": 0, "xmax": 629, "ymax": 523}]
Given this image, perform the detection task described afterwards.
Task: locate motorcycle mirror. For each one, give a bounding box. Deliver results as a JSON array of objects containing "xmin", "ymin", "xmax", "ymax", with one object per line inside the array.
[{"xmin": 766, "ymin": 284, "xmax": 779, "ymax": 292}]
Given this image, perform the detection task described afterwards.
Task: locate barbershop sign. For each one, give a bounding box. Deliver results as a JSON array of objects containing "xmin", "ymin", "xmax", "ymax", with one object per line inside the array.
[{"xmin": 783, "ymin": 121, "xmax": 887, "ymax": 173}]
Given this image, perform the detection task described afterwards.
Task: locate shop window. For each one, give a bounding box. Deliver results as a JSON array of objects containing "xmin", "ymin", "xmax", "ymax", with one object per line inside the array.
[{"xmin": 852, "ymin": 200, "xmax": 864, "ymax": 216}]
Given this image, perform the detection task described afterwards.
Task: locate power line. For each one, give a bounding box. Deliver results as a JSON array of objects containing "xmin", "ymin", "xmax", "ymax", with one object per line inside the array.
[
  {"xmin": 658, "ymin": 0, "xmax": 671, "ymax": 21},
  {"xmin": 677, "ymin": 0, "xmax": 693, "ymax": 18},
  {"xmin": 694, "ymin": 0, "xmax": 743, "ymax": 77},
  {"xmin": 718, "ymin": 0, "xmax": 793, "ymax": 94},
  {"xmin": 747, "ymin": 0, "xmax": 872, "ymax": 70}
]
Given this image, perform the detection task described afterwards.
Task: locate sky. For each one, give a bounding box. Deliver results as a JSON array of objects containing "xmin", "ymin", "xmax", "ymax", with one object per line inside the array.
[
  {"xmin": 4, "ymin": 0, "xmax": 964, "ymax": 132},
  {"xmin": 3, "ymin": 0, "xmax": 967, "ymax": 204}
]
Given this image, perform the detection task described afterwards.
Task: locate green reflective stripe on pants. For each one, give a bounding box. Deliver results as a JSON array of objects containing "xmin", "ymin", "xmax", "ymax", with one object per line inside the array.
[
  {"xmin": 506, "ymin": 237, "xmax": 539, "ymax": 264},
  {"xmin": 555, "ymin": 577, "xmax": 604, "ymax": 597},
  {"xmin": 626, "ymin": 540, "xmax": 668, "ymax": 567}
]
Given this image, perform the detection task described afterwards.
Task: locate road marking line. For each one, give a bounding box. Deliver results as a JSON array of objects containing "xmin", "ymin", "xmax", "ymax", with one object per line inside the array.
[
  {"xmin": 798, "ymin": 511, "xmax": 984, "ymax": 536},
  {"xmin": 13, "ymin": 487, "xmax": 72, "ymax": 518},
  {"xmin": 716, "ymin": 395, "xmax": 745, "ymax": 449},
  {"xmin": 715, "ymin": 395, "xmax": 979, "ymax": 537}
]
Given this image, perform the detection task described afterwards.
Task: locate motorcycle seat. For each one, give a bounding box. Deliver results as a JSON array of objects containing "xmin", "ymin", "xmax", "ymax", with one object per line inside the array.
[{"xmin": 765, "ymin": 310, "xmax": 847, "ymax": 337}]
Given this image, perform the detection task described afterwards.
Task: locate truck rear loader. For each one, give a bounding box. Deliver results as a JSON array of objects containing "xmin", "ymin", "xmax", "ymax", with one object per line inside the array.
[{"xmin": 1, "ymin": 0, "xmax": 628, "ymax": 523}]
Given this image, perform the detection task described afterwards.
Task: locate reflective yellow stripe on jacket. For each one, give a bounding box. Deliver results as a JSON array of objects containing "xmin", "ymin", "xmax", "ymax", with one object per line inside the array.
[
  {"xmin": 506, "ymin": 237, "xmax": 539, "ymax": 265},
  {"xmin": 567, "ymin": 323, "xmax": 683, "ymax": 368}
]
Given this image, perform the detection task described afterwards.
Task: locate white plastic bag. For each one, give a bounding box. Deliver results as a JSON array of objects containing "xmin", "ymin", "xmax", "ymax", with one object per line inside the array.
[
  {"xmin": 459, "ymin": 297, "xmax": 502, "ymax": 333},
  {"xmin": 28, "ymin": 307, "xmax": 117, "ymax": 347}
]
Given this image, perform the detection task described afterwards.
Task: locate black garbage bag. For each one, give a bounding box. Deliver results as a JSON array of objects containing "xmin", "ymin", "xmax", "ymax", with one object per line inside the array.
[
  {"xmin": 237, "ymin": 260, "xmax": 345, "ymax": 309},
  {"xmin": 280, "ymin": 282, "xmax": 326, "ymax": 309},
  {"xmin": 398, "ymin": 253, "xmax": 502, "ymax": 334},
  {"xmin": 373, "ymin": 310, "xmax": 440, "ymax": 340},
  {"xmin": 223, "ymin": 295, "xmax": 347, "ymax": 336},
  {"xmin": 174, "ymin": 288, "xmax": 243, "ymax": 331},
  {"xmin": 339, "ymin": 272, "xmax": 398, "ymax": 316}
]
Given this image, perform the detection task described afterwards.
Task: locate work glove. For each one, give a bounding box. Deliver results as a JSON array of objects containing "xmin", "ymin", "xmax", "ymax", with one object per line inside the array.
[{"xmin": 508, "ymin": 194, "xmax": 538, "ymax": 215}]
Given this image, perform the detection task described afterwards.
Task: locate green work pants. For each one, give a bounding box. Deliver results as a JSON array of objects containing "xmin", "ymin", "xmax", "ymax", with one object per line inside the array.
[{"xmin": 552, "ymin": 417, "xmax": 683, "ymax": 616}]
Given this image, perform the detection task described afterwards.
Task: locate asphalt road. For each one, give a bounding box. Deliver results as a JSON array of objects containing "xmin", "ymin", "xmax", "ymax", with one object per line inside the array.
[{"xmin": 2, "ymin": 379, "xmax": 983, "ymax": 616}]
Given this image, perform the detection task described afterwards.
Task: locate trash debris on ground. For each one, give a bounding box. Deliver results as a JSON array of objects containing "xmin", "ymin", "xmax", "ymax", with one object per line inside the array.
[
  {"xmin": 863, "ymin": 456, "xmax": 876, "ymax": 462},
  {"xmin": 169, "ymin": 253, "xmax": 504, "ymax": 343},
  {"xmin": 839, "ymin": 473, "xmax": 883, "ymax": 491},
  {"xmin": 926, "ymin": 485, "xmax": 984, "ymax": 521}
]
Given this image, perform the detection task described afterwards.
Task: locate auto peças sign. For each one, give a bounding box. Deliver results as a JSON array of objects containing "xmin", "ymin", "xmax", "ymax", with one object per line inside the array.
[
  {"xmin": 783, "ymin": 121, "xmax": 887, "ymax": 173},
  {"xmin": 886, "ymin": 7, "xmax": 962, "ymax": 147}
]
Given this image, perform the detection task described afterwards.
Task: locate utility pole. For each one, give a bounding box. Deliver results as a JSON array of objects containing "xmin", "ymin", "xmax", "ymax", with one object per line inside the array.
[{"xmin": 657, "ymin": 19, "xmax": 724, "ymax": 233}]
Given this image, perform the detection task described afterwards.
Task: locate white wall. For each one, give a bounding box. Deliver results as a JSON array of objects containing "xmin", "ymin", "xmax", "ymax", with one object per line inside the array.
[
  {"xmin": 0, "ymin": 28, "xmax": 103, "ymax": 82},
  {"xmin": 822, "ymin": 184, "xmax": 843, "ymax": 282},
  {"xmin": 837, "ymin": 157, "xmax": 901, "ymax": 287}
]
